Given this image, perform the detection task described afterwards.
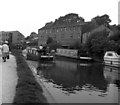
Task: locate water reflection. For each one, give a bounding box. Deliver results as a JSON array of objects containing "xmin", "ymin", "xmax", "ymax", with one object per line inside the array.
[
  {"xmin": 36, "ymin": 59, "xmax": 119, "ymax": 103},
  {"xmin": 37, "ymin": 60, "xmax": 109, "ymax": 93},
  {"xmin": 104, "ymin": 66, "xmax": 120, "ymax": 89}
]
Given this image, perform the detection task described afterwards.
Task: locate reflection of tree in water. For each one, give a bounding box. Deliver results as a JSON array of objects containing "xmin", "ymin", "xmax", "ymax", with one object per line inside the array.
[
  {"xmin": 37, "ymin": 60, "xmax": 109, "ymax": 94},
  {"xmin": 114, "ymin": 80, "xmax": 120, "ymax": 89},
  {"xmin": 36, "ymin": 61, "xmax": 55, "ymax": 75},
  {"xmin": 77, "ymin": 63, "xmax": 108, "ymax": 92},
  {"xmin": 104, "ymin": 66, "xmax": 120, "ymax": 89}
]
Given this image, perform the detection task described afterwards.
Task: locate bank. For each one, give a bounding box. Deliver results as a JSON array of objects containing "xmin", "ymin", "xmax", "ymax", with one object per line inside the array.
[{"xmin": 12, "ymin": 50, "xmax": 49, "ymax": 104}]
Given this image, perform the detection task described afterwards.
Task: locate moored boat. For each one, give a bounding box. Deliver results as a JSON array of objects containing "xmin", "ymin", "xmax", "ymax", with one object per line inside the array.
[
  {"xmin": 55, "ymin": 48, "xmax": 94, "ymax": 62},
  {"xmin": 23, "ymin": 47, "xmax": 54, "ymax": 61},
  {"xmin": 39, "ymin": 55, "xmax": 54, "ymax": 61},
  {"xmin": 104, "ymin": 51, "xmax": 120, "ymax": 67},
  {"xmin": 38, "ymin": 48, "xmax": 55, "ymax": 61},
  {"xmin": 79, "ymin": 56, "xmax": 94, "ymax": 61}
]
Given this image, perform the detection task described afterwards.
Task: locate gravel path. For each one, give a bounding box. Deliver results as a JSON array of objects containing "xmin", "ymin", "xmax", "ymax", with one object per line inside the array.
[{"xmin": 0, "ymin": 54, "xmax": 18, "ymax": 103}]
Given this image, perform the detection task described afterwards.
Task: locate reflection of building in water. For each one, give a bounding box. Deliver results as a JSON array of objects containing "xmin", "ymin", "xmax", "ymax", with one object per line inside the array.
[
  {"xmin": 104, "ymin": 66, "xmax": 119, "ymax": 84},
  {"xmin": 55, "ymin": 60, "xmax": 77, "ymax": 70},
  {"xmin": 77, "ymin": 63, "xmax": 108, "ymax": 92},
  {"xmin": 37, "ymin": 60, "xmax": 108, "ymax": 93},
  {"xmin": 37, "ymin": 61, "xmax": 55, "ymax": 74}
]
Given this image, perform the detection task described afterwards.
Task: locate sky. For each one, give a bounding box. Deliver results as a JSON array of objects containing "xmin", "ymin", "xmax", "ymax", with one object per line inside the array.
[
  {"xmin": 0, "ymin": 0, "xmax": 119, "ymax": 37},
  {"xmin": 118, "ymin": 1, "xmax": 120, "ymax": 24}
]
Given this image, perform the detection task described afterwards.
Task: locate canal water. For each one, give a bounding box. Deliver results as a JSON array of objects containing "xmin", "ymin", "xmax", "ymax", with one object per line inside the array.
[{"xmin": 27, "ymin": 58, "xmax": 120, "ymax": 103}]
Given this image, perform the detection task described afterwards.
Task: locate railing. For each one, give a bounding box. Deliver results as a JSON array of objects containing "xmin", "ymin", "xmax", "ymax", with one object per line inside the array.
[
  {"xmin": 25, "ymin": 47, "xmax": 39, "ymax": 61},
  {"xmin": 27, "ymin": 48, "xmax": 39, "ymax": 56}
]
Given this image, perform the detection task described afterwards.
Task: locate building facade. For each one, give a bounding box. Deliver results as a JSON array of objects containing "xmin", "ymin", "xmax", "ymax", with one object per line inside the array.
[
  {"xmin": 38, "ymin": 13, "xmax": 98, "ymax": 47},
  {"xmin": 0, "ymin": 31, "xmax": 25, "ymax": 44},
  {"xmin": 38, "ymin": 24, "xmax": 83, "ymax": 46},
  {"xmin": 0, "ymin": 31, "xmax": 10, "ymax": 44},
  {"xmin": 38, "ymin": 23, "xmax": 97, "ymax": 47}
]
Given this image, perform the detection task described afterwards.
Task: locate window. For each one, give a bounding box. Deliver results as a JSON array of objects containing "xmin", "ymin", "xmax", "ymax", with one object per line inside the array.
[
  {"xmin": 70, "ymin": 34, "xmax": 73, "ymax": 38},
  {"xmin": 46, "ymin": 30, "xmax": 48, "ymax": 33},
  {"xmin": 107, "ymin": 53, "xmax": 113, "ymax": 56},
  {"xmin": 64, "ymin": 28, "xmax": 67, "ymax": 31},
  {"xmin": 61, "ymin": 34, "xmax": 65, "ymax": 39},
  {"xmin": 73, "ymin": 27, "xmax": 76, "ymax": 31},
  {"xmin": 52, "ymin": 29, "xmax": 55, "ymax": 32}
]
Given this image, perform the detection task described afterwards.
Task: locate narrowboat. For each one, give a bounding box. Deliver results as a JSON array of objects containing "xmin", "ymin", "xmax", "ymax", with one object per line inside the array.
[
  {"xmin": 78, "ymin": 53, "xmax": 94, "ymax": 62},
  {"xmin": 39, "ymin": 55, "xmax": 54, "ymax": 61},
  {"xmin": 37, "ymin": 48, "xmax": 54, "ymax": 61},
  {"xmin": 104, "ymin": 51, "xmax": 120, "ymax": 67},
  {"xmin": 55, "ymin": 48, "xmax": 94, "ymax": 62},
  {"xmin": 26, "ymin": 47, "xmax": 39, "ymax": 61},
  {"xmin": 23, "ymin": 47, "xmax": 54, "ymax": 61}
]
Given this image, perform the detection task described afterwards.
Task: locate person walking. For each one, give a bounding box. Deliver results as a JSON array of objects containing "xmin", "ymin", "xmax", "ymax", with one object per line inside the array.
[{"xmin": 2, "ymin": 41, "xmax": 10, "ymax": 62}]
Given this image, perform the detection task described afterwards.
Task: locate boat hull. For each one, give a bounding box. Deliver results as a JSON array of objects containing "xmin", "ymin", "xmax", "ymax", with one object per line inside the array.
[
  {"xmin": 104, "ymin": 51, "xmax": 120, "ymax": 68},
  {"xmin": 55, "ymin": 53, "xmax": 94, "ymax": 62},
  {"xmin": 104, "ymin": 59, "xmax": 120, "ymax": 67},
  {"xmin": 39, "ymin": 55, "xmax": 54, "ymax": 61}
]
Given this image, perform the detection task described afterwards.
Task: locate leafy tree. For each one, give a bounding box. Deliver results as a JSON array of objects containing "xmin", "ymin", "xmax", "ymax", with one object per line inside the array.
[
  {"xmin": 117, "ymin": 25, "xmax": 120, "ymax": 30},
  {"xmin": 54, "ymin": 13, "xmax": 85, "ymax": 25},
  {"xmin": 25, "ymin": 36, "xmax": 30, "ymax": 40},
  {"xmin": 46, "ymin": 37, "xmax": 54, "ymax": 44},
  {"xmin": 31, "ymin": 32, "xmax": 37, "ymax": 35},
  {"xmin": 92, "ymin": 14, "xmax": 111, "ymax": 26},
  {"xmin": 85, "ymin": 30, "xmax": 119, "ymax": 59},
  {"xmin": 70, "ymin": 40, "xmax": 82, "ymax": 50},
  {"xmin": 48, "ymin": 41, "xmax": 61, "ymax": 51},
  {"xmin": 109, "ymin": 30, "xmax": 120, "ymax": 41}
]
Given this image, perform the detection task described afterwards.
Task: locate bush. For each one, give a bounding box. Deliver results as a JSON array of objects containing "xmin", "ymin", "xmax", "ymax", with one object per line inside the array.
[
  {"xmin": 85, "ymin": 30, "xmax": 119, "ymax": 59},
  {"xmin": 47, "ymin": 41, "xmax": 62, "ymax": 51}
]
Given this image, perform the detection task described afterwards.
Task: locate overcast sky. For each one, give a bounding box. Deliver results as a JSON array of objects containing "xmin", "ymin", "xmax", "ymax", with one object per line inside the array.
[
  {"xmin": 118, "ymin": 1, "xmax": 120, "ymax": 24},
  {"xmin": 0, "ymin": 0, "xmax": 119, "ymax": 37}
]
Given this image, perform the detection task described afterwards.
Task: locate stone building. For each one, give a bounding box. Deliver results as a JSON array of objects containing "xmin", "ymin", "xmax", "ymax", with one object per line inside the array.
[
  {"xmin": 0, "ymin": 31, "xmax": 10, "ymax": 44},
  {"xmin": 38, "ymin": 14, "xmax": 86, "ymax": 46},
  {"xmin": 38, "ymin": 13, "xmax": 97, "ymax": 47},
  {"xmin": 0, "ymin": 31, "xmax": 25, "ymax": 44}
]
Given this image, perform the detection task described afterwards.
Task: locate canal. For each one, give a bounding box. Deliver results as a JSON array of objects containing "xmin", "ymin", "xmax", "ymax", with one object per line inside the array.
[{"xmin": 27, "ymin": 58, "xmax": 120, "ymax": 103}]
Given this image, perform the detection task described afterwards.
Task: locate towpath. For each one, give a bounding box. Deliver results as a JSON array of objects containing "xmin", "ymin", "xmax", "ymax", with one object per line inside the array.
[{"xmin": 0, "ymin": 54, "xmax": 18, "ymax": 104}]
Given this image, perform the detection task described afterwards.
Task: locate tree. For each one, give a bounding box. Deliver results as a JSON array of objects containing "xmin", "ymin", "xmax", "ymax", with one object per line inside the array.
[
  {"xmin": 54, "ymin": 13, "xmax": 85, "ymax": 25},
  {"xmin": 92, "ymin": 14, "xmax": 111, "ymax": 26},
  {"xmin": 70, "ymin": 40, "xmax": 82, "ymax": 50},
  {"xmin": 31, "ymin": 32, "xmax": 37, "ymax": 35},
  {"xmin": 25, "ymin": 36, "xmax": 30, "ymax": 40},
  {"xmin": 85, "ymin": 30, "xmax": 119, "ymax": 59},
  {"xmin": 118, "ymin": 25, "xmax": 120, "ymax": 30},
  {"xmin": 46, "ymin": 37, "xmax": 54, "ymax": 44},
  {"xmin": 109, "ymin": 30, "xmax": 120, "ymax": 41}
]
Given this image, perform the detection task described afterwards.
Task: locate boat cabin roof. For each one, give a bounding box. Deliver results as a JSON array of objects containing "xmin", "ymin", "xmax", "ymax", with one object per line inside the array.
[{"xmin": 104, "ymin": 51, "xmax": 120, "ymax": 58}]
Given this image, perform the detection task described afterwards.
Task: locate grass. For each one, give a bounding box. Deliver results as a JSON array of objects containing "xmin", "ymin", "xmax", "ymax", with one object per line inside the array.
[
  {"xmin": 12, "ymin": 50, "xmax": 49, "ymax": 104},
  {"xmin": 27, "ymin": 53, "xmax": 39, "ymax": 61}
]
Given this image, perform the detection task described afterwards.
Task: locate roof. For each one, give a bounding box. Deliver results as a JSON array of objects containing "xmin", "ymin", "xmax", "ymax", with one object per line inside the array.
[{"xmin": 39, "ymin": 22, "xmax": 86, "ymax": 30}]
